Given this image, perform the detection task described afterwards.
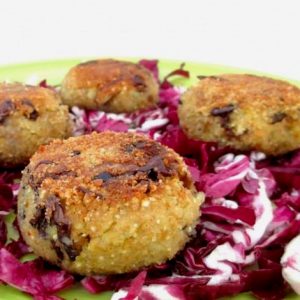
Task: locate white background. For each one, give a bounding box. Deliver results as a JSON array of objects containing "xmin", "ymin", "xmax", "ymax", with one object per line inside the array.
[{"xmin": 0, "ymin": 0, "xmax": 299, "ymax": 79}]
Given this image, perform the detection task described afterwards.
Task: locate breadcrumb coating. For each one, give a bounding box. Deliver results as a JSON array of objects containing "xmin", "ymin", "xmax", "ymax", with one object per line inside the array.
[
  {"xmin": 179, "ymin": 74, "xmax": 300, "ymax": 155},
  {"xmin": 18, "ymin": 132, "xmax": 203, "ymax": 275},
  {"xmin": 61, "ymin": 59, "xmax": 159, "ymax": 113},
  {"xmin": 0, "ymin": 83, "xmax": 72, "ymax": 167}
]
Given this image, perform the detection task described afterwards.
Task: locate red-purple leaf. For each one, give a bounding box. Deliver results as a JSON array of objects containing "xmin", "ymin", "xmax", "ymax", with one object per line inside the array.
[
  {"xmin": 0, "ymin": 184, "xmax": 14, "ymax": 211},
  {"xmin": 138, "ymin": 60, "xmax": 159, "ymax": 81},
  {"xmin": 202, "ymin": 206, "xmax": 256, "ymax": 226},
  {"xmin": 81, "ymin": 276, "xmax": 114, "ymax": 294},
  {"xmin": 0, "ymin": 217, "xmax": 7, "ymax": 248},
  {"xmin": 0, "ymin": 249, "xmax": 73, "ymax": 297},
  {"xmin": 160, "ymin": 63, "xmax": 190, "ymax": 89},
  {"xmin": 121, "ymin": 271, "xmax": 147, "ymax": 300}
]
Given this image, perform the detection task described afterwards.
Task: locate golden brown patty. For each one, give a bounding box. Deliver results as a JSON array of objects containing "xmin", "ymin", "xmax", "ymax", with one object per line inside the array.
[
  {"xmin": 0, "ymin": 83, "xmax": 72, "ymax": 167},
  {"xmin": 179, "ymin": 74, "xmax": 300, "ymax": 155},
  {"xmin": 60, "ymin": 59, "xmax": 159, "ymax": 113},
  {"xmin": 18, "ymin": 132, "xmax": 203, "ymax": 275}
]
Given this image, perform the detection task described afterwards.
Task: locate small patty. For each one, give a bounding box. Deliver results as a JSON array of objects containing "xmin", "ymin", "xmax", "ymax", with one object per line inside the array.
[
  {"xmin": 178, "ymin": 74, "xmax": 300, "ymax": 156},
  {"xmin": 18, "ymin": 132, "xmax": 203, "ymax": 275},
  {"xmin": 60, "ymin": 59, "xmax": 159, "ymax": 113},
  {"xmin": 0, "ymin": 83, "xmax": 72, "ymax": 167}
]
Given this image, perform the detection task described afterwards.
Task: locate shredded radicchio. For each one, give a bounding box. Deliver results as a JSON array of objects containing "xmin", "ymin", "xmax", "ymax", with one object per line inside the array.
[{"xmin": 1, "ymin": 60, "xmax": 300, "ymax": 299}]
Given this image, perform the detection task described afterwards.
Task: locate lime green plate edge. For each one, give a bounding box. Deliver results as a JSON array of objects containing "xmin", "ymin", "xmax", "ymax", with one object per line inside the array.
[
  {"xmin": 0, "ymin": 57, "xmax": 299, "ymax": 300},
  {"xmin": 0, "ymin": 57, "xmax": 299, "ymax": 87}
]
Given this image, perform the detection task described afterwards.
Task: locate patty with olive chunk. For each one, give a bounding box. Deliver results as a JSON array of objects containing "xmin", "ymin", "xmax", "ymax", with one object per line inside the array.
[
  {"xmin": 60, "ymin": 59, "xmax": 159, "ymax": 113},
  {"xmin": 178, "ymin": 74, "xmax": 300, "ymax": 155},
  {"xmin": 0, "ymin": 83, "xmax": 72, "ymax": 167},
  {"xmin": 18, "ymin": 131, "xmax": 203, "ymax": 275}
]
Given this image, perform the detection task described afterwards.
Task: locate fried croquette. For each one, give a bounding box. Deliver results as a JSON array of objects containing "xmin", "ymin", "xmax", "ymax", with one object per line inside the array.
[
  {"xmin": 178, "ymin": 74, "xmax": 300, "ymax": 155},
  {"xmin": 18, "ymin": 131, "xmax": 203, "ymax": 275},
  {"xmin": 60, "ymin": 59, "xmax": 159, "ymax": 113},
  {"xmin": 0, "ymin": 83, "xmax": 72, "ymax": 167}
]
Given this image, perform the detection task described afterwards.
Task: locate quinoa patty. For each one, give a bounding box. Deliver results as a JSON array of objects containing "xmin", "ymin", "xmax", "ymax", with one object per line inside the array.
[
  {"xmin": 179, "ymin": 74, "xmax": 300, "ymax": 155},
  {"xmin": 60, "ymin": 59, "xmax": 159, "ymax": 113},
  {"xmin": 18, "ymin": 132, "xmax": 203, "ymax": 275},
  {"xmin": 0, "ymin": 83, "xmax": 72, "ymax": 167}
]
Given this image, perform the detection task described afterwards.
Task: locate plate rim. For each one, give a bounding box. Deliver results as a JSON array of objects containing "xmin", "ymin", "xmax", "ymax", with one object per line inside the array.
[{"xmin": 0, "ymin": 56, "xmax": 299, "ymax": 85}]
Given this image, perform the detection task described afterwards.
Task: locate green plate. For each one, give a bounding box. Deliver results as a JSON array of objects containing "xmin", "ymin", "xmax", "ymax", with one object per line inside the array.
[
  {"xmin": 0, "ymin": 57, "xmax": 299, "ymax": 87},
  {"xmin": 0, "ymin": 58, "xmax": 299, "ymax": 300}
]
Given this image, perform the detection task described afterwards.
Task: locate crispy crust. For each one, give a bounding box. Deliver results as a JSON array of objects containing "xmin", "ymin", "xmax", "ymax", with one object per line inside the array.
[
  {"xmin": 179, "ymin": 74, "xmax": 300, "ymax": 155},
  {"xmin": 0, "ymin": 83, "xmax": 64, "ymax": 115},
  {"xmin": 0, "ymin": 83, "xmax": 72, "ymax": 167},
  {"xmin": 60, "ymin": 59, "xmax": 159, "ymax": 112},
  {"xmin": 23, "ymin": 132, "xmax": 193, "ymax": 201},
  {"xmin": 18, "ymin": 132, "xmax": 203, "ymax": 275}
]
